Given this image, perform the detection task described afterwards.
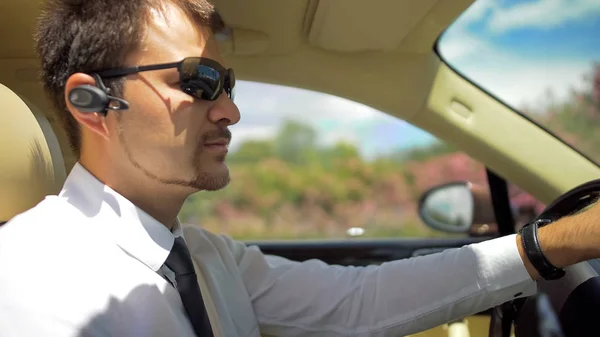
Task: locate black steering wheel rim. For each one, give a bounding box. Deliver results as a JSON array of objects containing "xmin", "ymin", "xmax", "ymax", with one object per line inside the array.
[{"xmin": 535, "ymin": 178, "xmax": 600, "ymax": 222}]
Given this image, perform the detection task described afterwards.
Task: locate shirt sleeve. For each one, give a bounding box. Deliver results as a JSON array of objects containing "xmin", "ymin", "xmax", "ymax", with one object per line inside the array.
[{"xmin": 228, "ymin": 234, "xmax": 537, "ymax": 337}]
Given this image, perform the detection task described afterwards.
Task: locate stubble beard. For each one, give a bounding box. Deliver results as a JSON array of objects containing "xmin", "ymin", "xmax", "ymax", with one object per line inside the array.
[{"xmin": 185, "ymin": 151, "xmax": 231, "ymax": 191}]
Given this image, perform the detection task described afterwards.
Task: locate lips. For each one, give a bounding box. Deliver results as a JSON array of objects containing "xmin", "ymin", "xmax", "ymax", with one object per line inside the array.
[
  {"xmin": 202, "ymin": 128, "xmax": 232, "ymax": 156},
  {"xmin": 204, "ymin": 138, "xmax": 230, "ymax": 147},
  {"xmin": 203, "ymin": 138, "xmax": 230, "ymax": 154}
]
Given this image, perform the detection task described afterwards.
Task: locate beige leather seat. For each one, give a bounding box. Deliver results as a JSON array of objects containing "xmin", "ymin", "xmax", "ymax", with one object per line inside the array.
[{"xmin": 0, "ymin": 83, "xmax": 66, "ymax": 224}]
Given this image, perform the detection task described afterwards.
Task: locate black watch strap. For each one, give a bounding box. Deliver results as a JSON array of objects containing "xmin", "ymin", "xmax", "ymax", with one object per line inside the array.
[{"xmin": 520, "ymin": 219, "xmax": 566, "ymax": 280}]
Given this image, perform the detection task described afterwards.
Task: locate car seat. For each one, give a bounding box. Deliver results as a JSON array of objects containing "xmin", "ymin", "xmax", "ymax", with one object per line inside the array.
[{"xmin": 0, "ymin": 83, "xmax": 67, "ymax": 224}]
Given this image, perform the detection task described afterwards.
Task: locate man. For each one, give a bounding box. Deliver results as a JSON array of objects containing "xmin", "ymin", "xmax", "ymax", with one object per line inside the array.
[{"xmin": 0, "ymin": 0, "xmax": 599, "ymax": 336}]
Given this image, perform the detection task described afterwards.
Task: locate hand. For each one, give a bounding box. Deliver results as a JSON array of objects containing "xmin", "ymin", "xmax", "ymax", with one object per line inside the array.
[{"xmin": 517, "ymin": 200, "xmax": 600, "ymax": 280}]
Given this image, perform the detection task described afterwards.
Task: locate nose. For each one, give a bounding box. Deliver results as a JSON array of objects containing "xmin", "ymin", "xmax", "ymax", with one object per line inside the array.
[{"xmin": 207, "ymin": 93, "xmax": 240, "ymax": 126}]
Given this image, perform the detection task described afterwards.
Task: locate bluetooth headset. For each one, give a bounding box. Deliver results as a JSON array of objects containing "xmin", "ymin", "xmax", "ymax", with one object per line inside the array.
[{"xmin": 68, "ymin": 73, "xmax": 129, "ymax": 115}]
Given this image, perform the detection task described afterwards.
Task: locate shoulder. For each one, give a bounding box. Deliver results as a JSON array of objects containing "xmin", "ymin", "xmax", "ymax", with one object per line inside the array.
[
  {"xmin": 182, "ymin": 224, "xmax": 243, "ymax": 251},
  {"xmin": 0, "ymin": 194, "xmax": 112, "ymax": 277},
  {"xmin": 1, "ymin": 195, "xmax": 85, "ymax": 235},
  {"xmin": 0, "ymin": 197, "xmax": 131, "ymax": 336},
  {"xmin": 0, "ymin": 195, "xmax": 114, "ymax": 296},
  {"xmin": 0, "ymin": 196, "xmax": 97, "ymax": 255},
  {"xmin": 182, "ymin": 225, "xmax": 259, "ymax": 264}
]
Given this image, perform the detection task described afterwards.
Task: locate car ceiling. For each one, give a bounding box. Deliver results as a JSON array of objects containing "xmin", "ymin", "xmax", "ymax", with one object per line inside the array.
[{"xmin": 0, "ymin": 0, "xmax": 473, "ymax": 168}]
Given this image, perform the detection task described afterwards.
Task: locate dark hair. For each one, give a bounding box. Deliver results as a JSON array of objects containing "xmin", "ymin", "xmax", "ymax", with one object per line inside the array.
[{"xmin": 34, "ymin": 0, "xmax": 224, "ymax": 156}]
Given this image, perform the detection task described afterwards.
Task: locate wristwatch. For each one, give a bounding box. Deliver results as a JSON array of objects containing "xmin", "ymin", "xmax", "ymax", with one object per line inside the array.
[{"xmin": 519, "ymin": 218, "xmax": 566, "ymax": 280}]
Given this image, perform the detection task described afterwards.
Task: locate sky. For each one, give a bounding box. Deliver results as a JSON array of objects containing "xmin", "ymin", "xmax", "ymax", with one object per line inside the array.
[{"xmin": 229, "ymin": 0, "xmax": 600, "ymax": 159}]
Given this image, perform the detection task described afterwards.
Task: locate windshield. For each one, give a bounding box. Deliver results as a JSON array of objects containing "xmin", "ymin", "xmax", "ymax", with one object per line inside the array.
[{"xmin": 438, "ymin": 0, "xmax": 600, "ymax": 163}]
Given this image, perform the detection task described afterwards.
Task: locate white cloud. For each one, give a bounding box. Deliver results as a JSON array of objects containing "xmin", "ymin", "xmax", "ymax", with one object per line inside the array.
[
  {"xmin": 455, "ymin": 0, "xmax": 496, "ymax": 28},
  {"xmin": 234, "ymin": 81, "xmax": 383, "ymax": 125},
  {"xmin": 451, "ymin": 0, "xmax": 600, "ymax": 35},
  {"xmin": 318, "ymin": 92, "xmax": 383, "ymax": 121},
  {"xmin": 319, "ymin": 127, "xmax": 360, "ymax": 147},
  {"xmin": 229, "ymin": 124, "xmax": 277, "ymax": 150},
  {"xmin": 230, "ymin": 80, "xmax": 399, "ymax": 151},
  {"xmin": 488, "ymin": 0, "xmax": 600, "ymax": 34},
  {"xmin": 459, "ymin": 59, "xmax": 590, "ymax": 109},
  {"xmin": 439, "ymin": 30, "xmax": 496, "ymax": 65},
  {"xmin": 440, "ymin": 1, "xmax": 507, "ymax": 65}
]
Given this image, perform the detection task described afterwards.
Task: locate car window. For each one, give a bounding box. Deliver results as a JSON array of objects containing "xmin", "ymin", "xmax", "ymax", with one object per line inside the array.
[
  {"xmin": 180, "ymin": 82, "xmax": 541, "ymax": 240},
  {"xmin": 437, "ymin": 0, "xmax": 600, "ymax": 164}
]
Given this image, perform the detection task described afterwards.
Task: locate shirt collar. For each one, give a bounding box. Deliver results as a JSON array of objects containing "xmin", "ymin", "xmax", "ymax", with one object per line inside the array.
[{"xmin": 58, "ymin": 162, "xmax": 181, "ymax": 272}]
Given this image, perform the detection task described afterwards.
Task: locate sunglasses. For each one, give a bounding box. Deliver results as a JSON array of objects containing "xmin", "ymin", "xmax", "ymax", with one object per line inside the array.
[{"xmin": 95, "ymin": 57, "xmax": 235, "ymax": 101}]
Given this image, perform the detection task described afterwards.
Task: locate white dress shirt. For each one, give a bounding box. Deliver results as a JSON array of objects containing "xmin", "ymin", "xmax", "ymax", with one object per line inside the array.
[{"xmin": 0, "ymin": 163, "xmax": 537, "ymax": 337}]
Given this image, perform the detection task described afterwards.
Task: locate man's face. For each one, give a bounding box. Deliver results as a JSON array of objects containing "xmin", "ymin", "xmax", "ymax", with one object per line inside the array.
[{"xmin": 108, "ymin": 3, "xmax": 240, "ymax": 191}]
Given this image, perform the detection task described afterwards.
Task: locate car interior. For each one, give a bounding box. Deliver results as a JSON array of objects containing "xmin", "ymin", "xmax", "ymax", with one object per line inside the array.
[
  {"xmin": 0, "ymin": 83, "xmax": 66, "ymax": 226},
  {"xmin": 2, "ymin": 0, "xmax": 600, "ymax": 336}
]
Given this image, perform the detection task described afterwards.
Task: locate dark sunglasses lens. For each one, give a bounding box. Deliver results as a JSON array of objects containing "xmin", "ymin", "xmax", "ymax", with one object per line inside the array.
[
  {"xmin": 180, "ymin": 58, "xmax": 222, "ymax": 100},
  {"xmin": 226, "ymin": 68, "xmax": 235, "ymax": 101}
]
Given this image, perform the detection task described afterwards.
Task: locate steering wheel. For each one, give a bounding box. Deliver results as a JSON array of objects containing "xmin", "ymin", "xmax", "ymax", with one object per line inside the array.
[{"xmin": 489, "ymin": 178, "xmax": 600, "ymax": 337}]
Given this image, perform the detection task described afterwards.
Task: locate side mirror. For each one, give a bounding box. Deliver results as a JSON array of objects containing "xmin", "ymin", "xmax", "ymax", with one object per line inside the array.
[{"xmin": 418, "ymin": 182, "xmax": 474, "ymax": 233}]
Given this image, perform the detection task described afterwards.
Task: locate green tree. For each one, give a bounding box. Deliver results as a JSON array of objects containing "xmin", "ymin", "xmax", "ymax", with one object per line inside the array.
[
  {"xmin": 274, "ymin": 120, "xmax": 318, "ymax": 165},
  {"xmin": 533, "ymin": 63, "xmax": 600, "ymax": 162},
  {"xmin": 394, "ymin": 142, "xmax": 457, "ymax": 163},
  {"xmin": 229, "ymin": 140, "xmax": 274, "ymax": 164}
]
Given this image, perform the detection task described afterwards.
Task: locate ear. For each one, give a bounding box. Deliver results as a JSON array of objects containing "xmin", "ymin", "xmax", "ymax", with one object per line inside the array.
[{"xmin": 64, "ymin": 73, "xmax": 110, "ymax": 140}]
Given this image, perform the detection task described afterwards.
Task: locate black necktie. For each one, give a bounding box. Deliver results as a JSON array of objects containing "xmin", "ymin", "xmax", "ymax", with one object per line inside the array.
[{"xmin": 165, "ymin": 237, "xmax": 215, "ymax": 337}]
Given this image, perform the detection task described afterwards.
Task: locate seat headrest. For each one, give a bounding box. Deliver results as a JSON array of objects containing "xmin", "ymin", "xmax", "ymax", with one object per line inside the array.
[{"xmin": 0, "ymin": 83, "xmax": 66, "ymax": 222}]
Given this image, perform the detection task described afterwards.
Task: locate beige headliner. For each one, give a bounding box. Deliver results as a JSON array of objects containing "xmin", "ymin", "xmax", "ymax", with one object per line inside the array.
[{"xmin": 1, "ymin": 0, "xmax": 598, "ymax": 203}]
